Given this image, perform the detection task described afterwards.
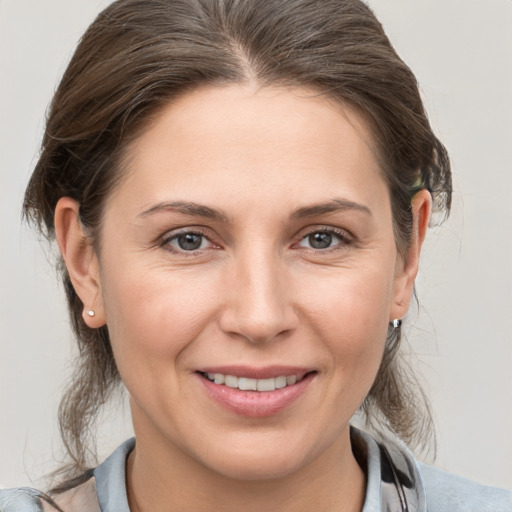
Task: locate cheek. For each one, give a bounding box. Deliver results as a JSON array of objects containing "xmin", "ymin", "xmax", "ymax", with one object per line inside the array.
[
  {"xmin": 100, "ymin": 263, "xmax": 221, "ymax": 368},
  {"xmin": 301, "ymin": 263, "xmax": 393, "ymax": 385},
  {"xmin": 303, "ymin": 261, "xmax": 394, "ymax": 334}
]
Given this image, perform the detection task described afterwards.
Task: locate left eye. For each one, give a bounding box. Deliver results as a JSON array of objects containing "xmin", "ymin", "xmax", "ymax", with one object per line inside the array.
[
  {"xmin": 298, "ymin": 231, "xmax": 344, "ymax": 250},
  {"xmin": 166, "ymin": 232, "xmax": 212, "ymax": 252}
]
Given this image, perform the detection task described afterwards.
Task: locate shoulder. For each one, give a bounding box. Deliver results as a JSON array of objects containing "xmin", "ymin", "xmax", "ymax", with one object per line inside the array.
[
  {"xmin": 0, "ymin": 439, "xmax": 134, "ymax": 512},
  {"xmin": 357, "ymin": 427, "xmax": 512, "ymax": 512},
  {"xmin": 0, "ymin": 487, "xmax": 44, "ymax": 511},
  {"xmin": 418, "ymin": 462, "xmax": 512, "ymax": 512},
  {"xmin": 0, "ymin": 477, "xmax": 100, "ymax": 512}
]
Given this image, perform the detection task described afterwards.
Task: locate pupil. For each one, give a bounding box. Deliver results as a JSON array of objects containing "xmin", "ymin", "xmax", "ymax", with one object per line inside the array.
[
  {"xmin": 309, "ymin": 232, "xmax": 332, "ymax": 249},
  {"xmin": 178, "ymin": 233, "xmax": 202, "ymax": 250}
]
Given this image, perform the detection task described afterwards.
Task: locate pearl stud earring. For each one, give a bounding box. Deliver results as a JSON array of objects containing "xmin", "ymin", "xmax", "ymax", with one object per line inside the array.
[{"xmin": 87, "ymin": 310, "xmax": 96, "ymax": 318}]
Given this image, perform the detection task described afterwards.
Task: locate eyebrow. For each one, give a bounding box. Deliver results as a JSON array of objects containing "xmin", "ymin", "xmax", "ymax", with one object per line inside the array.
[
  {"xmin": 290, "ymin": 198, "xmax": 372, "ymax": 219},
  {"xmin": 137, "ymin": 197, "xmax": 371, "ymax": 222},
  {"xmin": 138, "ymin": 201, "xmax": 230, "ymax": 222}
]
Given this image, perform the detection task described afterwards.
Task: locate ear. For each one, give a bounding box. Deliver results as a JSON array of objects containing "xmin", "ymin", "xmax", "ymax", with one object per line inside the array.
[
  {"xmin": 390, "ymin": 189, "xmax": 432, "ymax": 321},
  {"xmin": 54, "ymin": 197, "xmax": 106, "ymax": 328}
]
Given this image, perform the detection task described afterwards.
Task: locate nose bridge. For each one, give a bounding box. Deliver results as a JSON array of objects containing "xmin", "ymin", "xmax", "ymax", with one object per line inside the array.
[{"xmin": 220, "ymin": 241, "xmax": 297, "ymax": 343}]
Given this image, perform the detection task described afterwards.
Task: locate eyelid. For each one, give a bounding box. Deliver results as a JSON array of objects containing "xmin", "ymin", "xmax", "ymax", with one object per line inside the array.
[
  {"xmin": 159, "ymin": 226, "xmax": 218, "ymax": 253},
  {"xmin": 294, "ymin": 226, "xmax": 353, "ymax": 250},
  {"xmin": 157, "ymin": 224, "xmax": 354, "ymax": 255}
]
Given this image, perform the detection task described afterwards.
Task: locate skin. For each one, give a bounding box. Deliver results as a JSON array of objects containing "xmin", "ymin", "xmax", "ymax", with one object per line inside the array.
[{"xmin": 55, "ymin": 85, "xmax": 431, "ymax": 512}]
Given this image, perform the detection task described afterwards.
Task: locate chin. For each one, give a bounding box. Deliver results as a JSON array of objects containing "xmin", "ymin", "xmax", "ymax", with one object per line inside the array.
[
  {"xmin": 192, "ymin": 430, "xmax": 322, "ymax": 482},
  {"xmin": 207, "ymin": 450, "xmax": 307, "ymax": 482}
]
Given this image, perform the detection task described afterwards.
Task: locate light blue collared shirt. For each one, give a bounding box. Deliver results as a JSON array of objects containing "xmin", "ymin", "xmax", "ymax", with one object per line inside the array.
[{"xmin": 1, "ymin": 428, "xmax": 511, "ymax": 511}]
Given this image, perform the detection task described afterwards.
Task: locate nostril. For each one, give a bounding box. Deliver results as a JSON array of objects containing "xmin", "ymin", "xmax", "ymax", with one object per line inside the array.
[{"xmin": 218, "ymin": 310, "xmax": 298, "ymax": 345}]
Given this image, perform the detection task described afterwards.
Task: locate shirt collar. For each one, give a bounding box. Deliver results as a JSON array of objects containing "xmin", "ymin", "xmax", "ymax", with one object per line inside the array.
[{"xmin": 351, "ymin": 427, "xmax": 427, "ymax": 512}]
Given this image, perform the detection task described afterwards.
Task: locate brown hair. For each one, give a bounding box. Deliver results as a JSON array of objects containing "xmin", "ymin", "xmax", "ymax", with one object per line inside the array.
[{"xmin": 24, "ymin": 0, "xmax": 451, "ymax": 482}]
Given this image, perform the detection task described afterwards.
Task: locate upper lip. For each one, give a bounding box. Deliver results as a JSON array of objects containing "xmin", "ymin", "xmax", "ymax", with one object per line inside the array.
[{"xmin": 196, "ymin": 365, "xmax": 313, "ymax": 380}]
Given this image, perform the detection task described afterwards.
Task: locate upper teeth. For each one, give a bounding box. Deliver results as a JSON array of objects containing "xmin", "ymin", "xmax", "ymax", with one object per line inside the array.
[{"xmin": 206, "ymin": 373, "xmax": 299, "ymax": 391}]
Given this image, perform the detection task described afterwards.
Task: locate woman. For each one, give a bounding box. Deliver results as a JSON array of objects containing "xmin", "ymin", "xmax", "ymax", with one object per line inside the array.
[{"xmin": 1, "ymin": 0, "xmax": 510, "ymax": 510}]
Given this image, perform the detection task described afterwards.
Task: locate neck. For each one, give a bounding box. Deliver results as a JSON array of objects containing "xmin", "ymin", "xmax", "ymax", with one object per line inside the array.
[{"xmin": 126, "ymin": 425, "xmax": 365, "ymax": 512}]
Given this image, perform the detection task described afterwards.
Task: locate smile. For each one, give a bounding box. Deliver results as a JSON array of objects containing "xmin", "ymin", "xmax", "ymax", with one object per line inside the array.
[
  {"xmin": 203, "ymin": 373, "xmax": 303, "ymax": 391},
  {"xmin": 197, "ymin": 369, "xmax": 316, "ymax": 417}
]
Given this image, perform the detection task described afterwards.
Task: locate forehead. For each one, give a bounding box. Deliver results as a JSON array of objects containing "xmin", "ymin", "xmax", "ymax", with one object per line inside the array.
[{"xmin": 113, "ymin": 84, "xmax": 388, "ymax": 217}]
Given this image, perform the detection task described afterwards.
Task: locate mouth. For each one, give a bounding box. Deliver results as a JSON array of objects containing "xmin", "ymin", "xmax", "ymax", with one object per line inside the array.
[
  {"xmin": 196, "ymin": 367, "xmax": 316, "ymax": 417},
  {"xmin": 200, "ymin": 372, "xmax": 307, "ymax": 391}
]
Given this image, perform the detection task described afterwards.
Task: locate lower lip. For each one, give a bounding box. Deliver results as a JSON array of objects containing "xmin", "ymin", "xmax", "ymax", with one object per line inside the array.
[{"xmin": 198, "ymin": 373, "xmax": 315, "ymax": 418}]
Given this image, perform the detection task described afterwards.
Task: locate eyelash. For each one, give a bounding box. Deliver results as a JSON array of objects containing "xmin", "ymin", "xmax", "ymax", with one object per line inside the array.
[
  {"xmin": 160, "ymin": 227, "xmax": 215, "ymax": 255},
  {"xmin": 159, "ymin": 226, "xmax": 353, "ymax": 255},
  {"xmin": 296, "ymin": 227, "xmax": 353, "ymax": 252}
]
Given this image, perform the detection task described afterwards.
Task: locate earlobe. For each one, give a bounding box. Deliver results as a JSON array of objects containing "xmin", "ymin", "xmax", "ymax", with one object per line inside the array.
[
  {"xmin": 391, "ymin": 189, "xmax": 432, "ymax": 321},
  {"xmin": 54, "ymin": 198, "xmax": 106, "ymax": 328}
]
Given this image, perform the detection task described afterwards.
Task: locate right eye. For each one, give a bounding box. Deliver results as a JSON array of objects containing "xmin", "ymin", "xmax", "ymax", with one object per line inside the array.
[{"xmin": 163, "ymin": 231, "xmax": 214, "ymax": 253}]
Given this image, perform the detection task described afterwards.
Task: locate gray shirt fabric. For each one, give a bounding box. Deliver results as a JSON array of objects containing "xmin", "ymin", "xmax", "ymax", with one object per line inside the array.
[{"xmin": 1, "ymin": 428, "xmax": 511, "ymax": 511}]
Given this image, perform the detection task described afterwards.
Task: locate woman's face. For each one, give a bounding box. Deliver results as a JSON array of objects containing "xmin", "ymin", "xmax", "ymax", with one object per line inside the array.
[{"xmin": 79, "ymin": 85, "xmax": 420, "ymax": 480}]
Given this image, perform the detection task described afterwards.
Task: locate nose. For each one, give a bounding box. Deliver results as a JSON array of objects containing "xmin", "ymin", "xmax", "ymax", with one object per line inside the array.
[{"xmin": 218, "ymin": 247, "xmax": 299, "ymax": 344}]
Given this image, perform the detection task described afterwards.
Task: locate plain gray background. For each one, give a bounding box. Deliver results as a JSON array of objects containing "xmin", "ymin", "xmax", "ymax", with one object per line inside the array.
[{"xmin": 1, "ymin": 0, "xmax": 511, "ymax": 490}]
